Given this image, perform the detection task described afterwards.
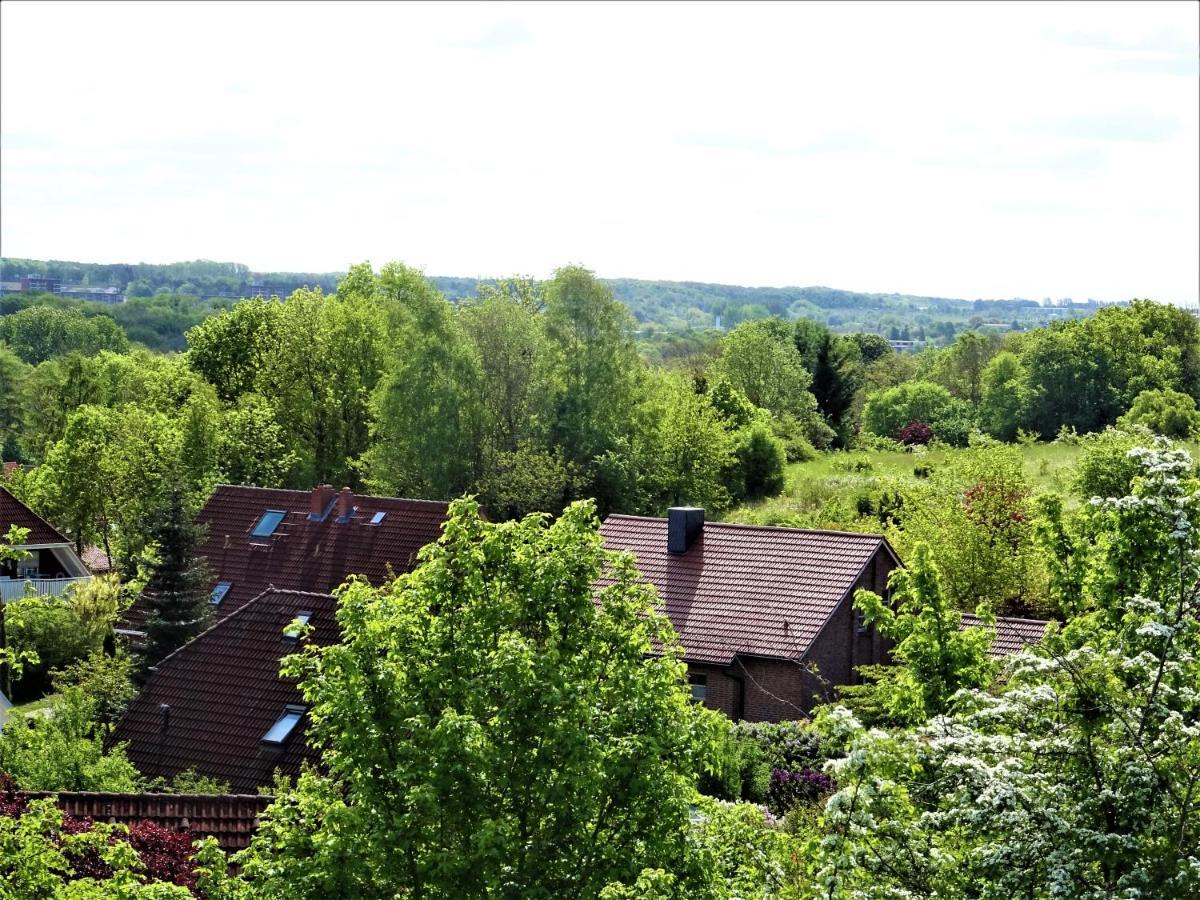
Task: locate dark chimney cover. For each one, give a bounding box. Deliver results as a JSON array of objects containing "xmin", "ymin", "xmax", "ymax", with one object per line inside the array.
[{"xmin": 667, "ymin": 507, "xmax": 704, "ymax": 554}]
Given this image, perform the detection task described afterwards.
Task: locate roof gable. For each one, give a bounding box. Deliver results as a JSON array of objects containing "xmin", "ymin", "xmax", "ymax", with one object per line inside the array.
[
  {"xmin": 599, "ymin": 515, "xmax": 893, "ymax": 665},
  {"xmin": 114, "ymin": 588, "xmax": 339, "ymax": 793},
  {"xmin": 0, "ymin": 487, "xmax": 70, "ymax": 546}
]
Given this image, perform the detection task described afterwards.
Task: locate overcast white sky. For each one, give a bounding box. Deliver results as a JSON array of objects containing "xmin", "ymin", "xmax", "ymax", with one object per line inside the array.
[{"xmin": 2, "ymin": 1, "xmax": 1197, "ymax": 302}]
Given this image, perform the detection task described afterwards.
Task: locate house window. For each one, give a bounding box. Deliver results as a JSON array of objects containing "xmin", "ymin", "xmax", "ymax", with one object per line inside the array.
[
  {"xmin": 251, "ymin": 510, "xmax": 286, "ymax": 538},
  {"xmin": 283, "ymin": 611, "xmax": 312, "ymax": 642},
  {"xmin": 689, "ymin": 673, "xmax": 707, "ymax": 703},
  {"xmin": 262, "ymin": 705, "xmax": 305, "ymax": 746},
  {"xmin": 856, "ymin": 609, "xmax": 869, "ymax": 634},
  {"xmin": 210, "ymin": 582, "xmax": 232, "ymax": 606},
  {"xmin": 369, "ymin": 511, "xmax": 386, "ymax": 525}
]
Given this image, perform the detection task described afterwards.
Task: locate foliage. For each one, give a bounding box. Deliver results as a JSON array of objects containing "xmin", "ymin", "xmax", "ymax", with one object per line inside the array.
[
  {"xmin": 51, "ymin": 650, "xmax": 137, "ymax": 727},
  {"xmin": 793, "ymin": 321, "xmax": 862, "ymax": 447},
  {"xmin": 236, "ymin": 498, "xmax": 726, "ymax": 898},
  {"xmin": 5, "ymin": 576, "xmax": 127, "ymax": 701},
  {"xmin": 861, "ymin": 380, "xmax": 957, "ymax": 441},
  {"xmin": 852, "ymin": 543, "xmax": 996, "ymax": 724},
  {"xmin": 895, "ymin": 422, "xmax": 932, "ymax": 446},
  {"xmin": 0, "ymin": 689, "xmax": 141, "ymax": 792},
  {"xmin": 0, "ymin": 306, "xmax": 128, "ymax": 365},
  {"xmin": 888, "ymin": 443, "xmax": 1046, "ymax": 614},
  {"xmin": 474, "ymin": 442, "xmax": 572, "ymax": 520},
  {"xmin": 701, "ymin": 720, "xmax": 823, "ymax": 805},
  {"xmin": 1071, "ymin": 426, "xmax": 1149, "ymax": 500},
  {"xmin": 0, "ymin": 786, "xmax": 208, "ymax": 897},
  {"xmin": 140, "ymin": 485, "xmax": 213, "ymax": 671},
  {"xmin": 366, "ymin": 265, "xmax": 483, "ymax": 498},
  {"xmin": 1118, "ymin": 387, "xmax": 1200, "ymax": 439},
  {"xmin": 765, "ymin": 768, "xmax": 834, "ymax": 817},
  {"xmin": 978, "ymin": 350, "xmax": 1030, "ymax": 441},
  {"xmin": 812, "ymin": 442, "xmax": 1200, "ymax": 898},
  {"xmin": 544, "ymin": 266, "xmax": 642, "ymax": 475}
]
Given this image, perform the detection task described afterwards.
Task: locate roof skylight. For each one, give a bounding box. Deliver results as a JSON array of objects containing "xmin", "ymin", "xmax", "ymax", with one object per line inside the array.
[
  {"xmin": 283, "ymin": 611, "xmax": 312, "ymax": 641},
  {"xmin": 262, "ymin": 705, "xmax": 305, "ymax": 746},
  {"xmin": 210, "ymin": 582, "xmax": 232, "ymax": 606},
  {"xmin": 369, "ymin": 511, "xmax": 386, "ymax": 525},
  {"xmin": 251, "ymin": 510, "xmax": 286, "ymax": 538}
]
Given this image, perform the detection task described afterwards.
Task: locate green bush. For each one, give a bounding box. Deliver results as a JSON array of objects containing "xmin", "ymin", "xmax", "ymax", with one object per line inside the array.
[
  {"xmin": 1118, "ymin": 388, "xmax": 1200, "ymax": 440},
  {"xmin": 862, "ymin": 381, "xmax": 957, "ymax": 440},
  {"xmin": 700, "ymin": 720, "xmax": 823, "ymax": 804}
]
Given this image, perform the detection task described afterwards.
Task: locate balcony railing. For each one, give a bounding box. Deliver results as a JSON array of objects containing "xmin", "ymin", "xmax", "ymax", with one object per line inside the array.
[{"xmin": 0, "ymin": 576, "xmax": 92, "ymax": 602}]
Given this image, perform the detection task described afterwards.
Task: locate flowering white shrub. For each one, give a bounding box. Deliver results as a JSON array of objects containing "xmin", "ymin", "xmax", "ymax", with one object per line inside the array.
[{"xmin": 813, "ymin": 442, "xmax": 1200, "ymax": 899}]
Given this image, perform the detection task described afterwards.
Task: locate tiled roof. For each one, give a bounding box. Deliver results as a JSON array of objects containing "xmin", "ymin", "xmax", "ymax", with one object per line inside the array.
[
  {"xmin": 1, "ymin": 486, "xmax": 70, "ymax": 546},
  {"xmin": 113, "ymin": 588, "xmax": 339, "ymax": 794},
  {"xmin": 123, "ymin": 484, "xmax": 449, "ymax": 631},
  {"xmin": 599, "ymin": 515, "xmax": 897, "ymax": 665},
  {"xmin": 81, "ymin": 545, "xmax": 114, "ymax": 574},
  {"xmin": 18, "ymin": 791, "xmax": 272, "ymax": 852},
  {"xmin": 961, "ymin": 613, "xmax": 1050, "ymax": 657}
]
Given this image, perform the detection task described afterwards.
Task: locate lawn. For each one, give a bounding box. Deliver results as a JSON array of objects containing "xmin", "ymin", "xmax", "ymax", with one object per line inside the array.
[{"xmin": 724, "ymin": 440, "xmax": 1086, "ymax": 528}]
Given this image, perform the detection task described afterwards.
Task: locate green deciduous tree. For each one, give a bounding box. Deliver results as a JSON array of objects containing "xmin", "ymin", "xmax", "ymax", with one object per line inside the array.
[
  {"xmin": 978, "ymin": 350, "xmax": 1030, "ymax": 441},
  {"xmin": 861, "ymin": 380, "xmax": 957, "ymax": 440},
  {"xmin": 544, "ymin": 266, "xmax": 643, "ymax": 474},
  {"xmin": 238, "ymin": 498, "xmax": 723, "ymax": 899},
  {"xmin": 365, "ymin": 264, "xmax": 484, "ymax": 499},
  {"xmin": 851, "ymin": 544, "xmax": 996, "ymax": 724}
]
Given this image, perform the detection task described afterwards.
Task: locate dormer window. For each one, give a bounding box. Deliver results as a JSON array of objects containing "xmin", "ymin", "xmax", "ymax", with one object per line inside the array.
[
  {"xmin": 251, "ymin": 510, "xmax": 286, "ymax": 538},
  {"xmin": 210, "ymin": 582, "xmax": 232, "ymax": 606},
  {"xmin": 262, "ymin": 705, "xmax": 305, "ymax": 746},
  {"xmin": 283, "ymin": 611, "xmax": 312, "ymax": 642}
]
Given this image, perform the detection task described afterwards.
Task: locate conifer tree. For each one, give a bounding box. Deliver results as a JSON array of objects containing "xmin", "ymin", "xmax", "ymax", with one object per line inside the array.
[{"xmin": 141, "ymin": 483, "xmax": 212, "ymax": 671}]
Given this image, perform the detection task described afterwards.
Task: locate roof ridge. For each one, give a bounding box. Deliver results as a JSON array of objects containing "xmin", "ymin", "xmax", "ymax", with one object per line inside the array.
[
  {"xmin": 147, "ymin": 585, "xmax": 284, "ymax": 670},
  {"xmin": 963, "ymin": 612, "xmax": 1050, "ymax": 626},
  {"xmin": 212, "ymin": 484, "xmax": 452, "ymax": 507},
  {"xmin": 603, "ymin": 513, "xmax": 886, "ymax": 542}
]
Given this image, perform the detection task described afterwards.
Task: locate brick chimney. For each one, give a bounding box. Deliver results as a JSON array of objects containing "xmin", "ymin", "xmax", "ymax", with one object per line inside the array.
[
  {"xmin": 309, "ymin": 484, "xmax": 335, "ymax": 519},
  {"xmin": 667, "ymin": 507, "xmax": 704, "ymax": 554},
  {"xmin": 336, "ymin": 487, "xmax": 355, "ymax": 523}
]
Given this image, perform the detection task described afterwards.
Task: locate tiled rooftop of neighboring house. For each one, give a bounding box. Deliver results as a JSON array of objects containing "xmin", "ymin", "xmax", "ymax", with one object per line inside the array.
[
  {"xmin": 961, "ymin": 613, "xmax": 1050, "ymax": 657},
  {"xmin": 0, "ymin": 486, "xmax": 70, "ymax": 546},
  {"xmin": 16, "ymin": 791, "xmax": 272, "ymax": 852},
  {"xmin": 113, "ymin": 588, "xmax": 339, "ymax": 794},
  {"xmin": 599, "ymin": 513, "xmax": 898, "ymax": 666},
  {"xmin": 81, "ymin": 545, "xmax": 114, "ymax": 575},
  {"xmin": 122, "ymin": 484, "xmax": 450, "ymax": 633}
]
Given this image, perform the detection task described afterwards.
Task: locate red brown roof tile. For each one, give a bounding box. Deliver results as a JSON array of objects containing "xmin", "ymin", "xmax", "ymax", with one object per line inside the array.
[
  {"xmin": 18, "ymin": 791, "xmax": 272, "ymax": 852},
  {"xmin": 599, "ymin": 515, "xmax": 898, "ymax": 666},
  {"xmin": 113, "ymin": 588, "xmax": 339, "ymax": 793},
  {"xmin": 961, "ymin": 613, "xmax": 1050, "ymax": 657},
  {"xmin": 1, "ymin": 486, "xmax": 70, "ymax": 546}
]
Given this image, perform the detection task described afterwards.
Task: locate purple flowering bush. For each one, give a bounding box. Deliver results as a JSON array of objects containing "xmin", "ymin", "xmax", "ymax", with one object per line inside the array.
[{"xmin": 767, "ymin": 768, "xmax": 834, "ymax": 816}]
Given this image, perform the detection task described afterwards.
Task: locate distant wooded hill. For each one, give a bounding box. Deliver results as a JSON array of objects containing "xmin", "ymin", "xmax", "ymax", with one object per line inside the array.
[{"xmin": 2, "ymin": 257, "xmax": 1107, "ymax": 339}]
